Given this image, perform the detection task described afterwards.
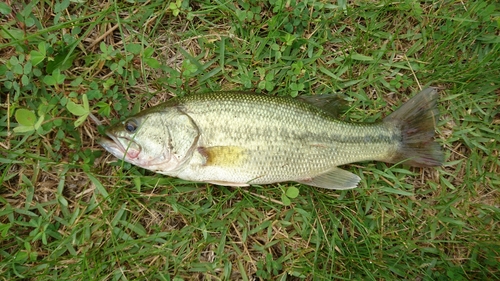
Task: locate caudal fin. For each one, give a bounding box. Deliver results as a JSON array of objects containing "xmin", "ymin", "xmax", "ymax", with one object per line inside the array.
[{"xmin": 384, "ymin": 87, "xmax": 444, "ymax": 167}]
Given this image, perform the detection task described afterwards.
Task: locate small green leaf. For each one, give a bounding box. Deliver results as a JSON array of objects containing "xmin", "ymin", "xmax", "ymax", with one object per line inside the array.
[
  {"xmin": 103, "ymin": 78, "xmax": 115, "ymax": 90},
  {"xmin": 265, "ymin": 72, "xmax": 274, "ymax": 81},
  {"xmin": 126, "ymin": 43, "xmax": 141, "ymax": 55},
  {"xmin": 74, "ymin": 115, "xmax": 88, "ymax": 127},
  {"xmin": 66, "ymin": 101, "xmax": 88, "ymax": 116},
  {"xmin": 144, "ymin": 47, "xmax": 154, "ymax": 58},
  {"xmin": 54, "ymin": 0, "xmax": 70, "ymax": 13},
  {"xmin": 97, "ymin": 102, "xmax": 111, "ymax": 117},
  {"xmin": 169, "ymin": 2, "xmax": 180, "ymax": 16},
  {"xmin": 13, "ymin": 125, "xmax": 35, "ymax": 133},
  {"xmin": 12, "ymin": 64, "xmax": 23, "ymax": 75},
  {"xmin": 181, "ymin": 59, "xmax": 198, "ymax": 76},
  {"xmin": 14, "ymin": 251, "xmax": 29, "ymax": 263},
  {"xmin": 52, "ymin": 68, "xmax": 66, "ymax": 84},
  {"xmin": 43, "ymin": 75, "xmax": 57, "ymax": 86},
  {"xmin": 145, "ymin": 58, "xmax": 161, "ymax": 69},
  {"xmin": 30, "ymin": 50, "xmax": 45, "ymax": 66},
  {"xmin": 9, "ymin": 56, "xmax": 19, "ymax": 65},
  {"xmin": 23, "ymin": 62, "xmax": 32, "ymax": 74},
  {"xmin": 34, "ymin": 114, "xmax": 45, "ymax": 130},
  {"xmin": 100, "ymin": 42, "xmax": 107, "ymax": 53},
  {"xmin": 21, "ymin": 74, "xmax": 30, "ymax": 86},
  {"xmin": 70, "ymin": 76, "xmax": 83, "ymax": 86},
  {"xmin": 285, "ymin": 186, "xmax": 300, "ymax": 199},
  {"xmin": 82, "ymin": 94, "xmax": 89, "ymax": 111},
  {"xmin": 0, "ymin": 64, "xmax": 6, "ymax": 75},
  {"xmin": 281, "ymin": 194, "xmax": 291, "ymax": 206},
  {"xmin": 265, "ymin": 80, "xmax": 275, "ymax": 91},
  {"xmin": 67, "ymin": 95, "xmax": 90, "ymax": 127},
  {"xmin": 24, "ymin": 17, "xmax": 35, "ymax": 27},
  {"xmin": 15, "ymin": 109, "xmax": 36, "ymax": 126},
  {"xmin": 0, "ymin": 2, "xmax": 12, "ymax": 15},
  {"xmin": 37, "ymin": 41, "xmax": 46, "ymax": 54}
]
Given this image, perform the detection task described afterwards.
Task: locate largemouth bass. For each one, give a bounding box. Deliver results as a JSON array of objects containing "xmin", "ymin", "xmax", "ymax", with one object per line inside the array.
[{"xmin": 98, "ymin": 88, "xmax": 443, "ymax": 189}]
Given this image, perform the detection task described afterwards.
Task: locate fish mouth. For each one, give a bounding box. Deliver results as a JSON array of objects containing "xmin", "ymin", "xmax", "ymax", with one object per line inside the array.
[{"xmin": 98, "ymin": 132, "xmax": 140, "ymax": 159}]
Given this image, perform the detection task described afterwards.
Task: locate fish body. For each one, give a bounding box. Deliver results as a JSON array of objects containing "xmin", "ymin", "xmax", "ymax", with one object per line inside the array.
[{"xmin": 99, "ymin": 88, "xmax": 443, "ymax": 189}]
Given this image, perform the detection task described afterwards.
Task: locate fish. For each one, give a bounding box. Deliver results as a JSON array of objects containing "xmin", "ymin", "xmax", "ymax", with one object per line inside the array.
[{"xmin": 98, "ymin": 88, "xmax": 443, "ymax": 190}]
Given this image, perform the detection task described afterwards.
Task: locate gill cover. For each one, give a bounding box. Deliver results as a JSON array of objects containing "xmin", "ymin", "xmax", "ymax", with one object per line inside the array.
[{"xmin": 164, "ymin": 108, "xmax": 200, "ymax": 169}]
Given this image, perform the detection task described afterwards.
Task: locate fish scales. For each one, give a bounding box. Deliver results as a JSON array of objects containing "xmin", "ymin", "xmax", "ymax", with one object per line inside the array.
[
  {"xmin": 178, "ymin": 93, "xmax": 395, "ymax": 178},
  {"xmin": 99, "ymin": 88, "xmax": 443, "ymax": 189}
]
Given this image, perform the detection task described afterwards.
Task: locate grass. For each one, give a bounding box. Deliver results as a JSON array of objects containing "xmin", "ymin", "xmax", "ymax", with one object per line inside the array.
[{"xmin": 1, "ymin": 0, "xmax": 499, "ymax": 280}]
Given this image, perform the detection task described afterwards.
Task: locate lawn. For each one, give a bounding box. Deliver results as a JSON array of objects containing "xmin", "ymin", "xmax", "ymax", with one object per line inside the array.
[{"xmin": 1, "ymin": 0, "xmax": 499, "ymax": 280}]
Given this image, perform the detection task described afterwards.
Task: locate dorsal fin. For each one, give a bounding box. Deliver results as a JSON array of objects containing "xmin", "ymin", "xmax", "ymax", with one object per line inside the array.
[{"xmin": 298, "ymin": 94, "xmax": 349, "ymax": 117}]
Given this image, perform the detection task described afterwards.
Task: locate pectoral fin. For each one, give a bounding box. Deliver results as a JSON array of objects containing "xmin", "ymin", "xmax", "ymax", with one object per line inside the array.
[
  {"xmin": 297, "ymin": 167, "xmax": 361, "ymax": 190},
  {"xmin": 198, "ymin": 146, "xmax": 248, "ymax": 167}
]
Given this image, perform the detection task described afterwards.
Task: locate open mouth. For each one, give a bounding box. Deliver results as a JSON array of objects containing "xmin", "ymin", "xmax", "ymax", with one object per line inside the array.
[
  {"xmin": 98, "ymin": 132, "xmax": 142, "ymax": 160},
  {"xmin": 97, "ymin": 132, "xmax": 127, "ymax": 158}
]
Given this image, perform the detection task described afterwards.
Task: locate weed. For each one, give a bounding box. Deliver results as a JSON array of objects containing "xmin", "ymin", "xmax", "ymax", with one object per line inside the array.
[{"xmin": 0, "ymin": 0, "xmax": 499, "ymax": 280}]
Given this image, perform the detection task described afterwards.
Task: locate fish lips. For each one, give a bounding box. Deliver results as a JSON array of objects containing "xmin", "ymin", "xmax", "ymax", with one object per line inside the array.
[{"xmin": 98, "ymin": 132, "xmax": 141, "ymax": 160}]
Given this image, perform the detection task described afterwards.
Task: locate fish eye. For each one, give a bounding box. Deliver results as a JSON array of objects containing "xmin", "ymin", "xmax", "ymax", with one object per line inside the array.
[{"xmin": 124, "ymin": 119, "xmax": 138, "ymax": 133}]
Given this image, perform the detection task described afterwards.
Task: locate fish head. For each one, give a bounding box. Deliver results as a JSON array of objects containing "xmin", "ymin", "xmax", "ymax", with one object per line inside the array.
[
  {"xmin": 98, "ymin": 113, "xmax": 177, "ymax": 172},
  {"xmin": 99, "ymin": 107, "xmax": 201, "ymax": 174}
]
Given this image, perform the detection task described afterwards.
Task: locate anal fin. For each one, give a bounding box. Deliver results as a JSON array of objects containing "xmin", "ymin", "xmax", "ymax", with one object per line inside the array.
[{"xmin": 296, "ymin": 167, "xmax": 361, "ymax": 190}]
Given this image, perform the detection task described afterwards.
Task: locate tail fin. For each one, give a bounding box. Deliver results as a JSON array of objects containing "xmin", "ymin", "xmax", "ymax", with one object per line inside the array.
[{"xmin": 384, "ymin": 87, "xmax": 444, "ymax": 167}]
